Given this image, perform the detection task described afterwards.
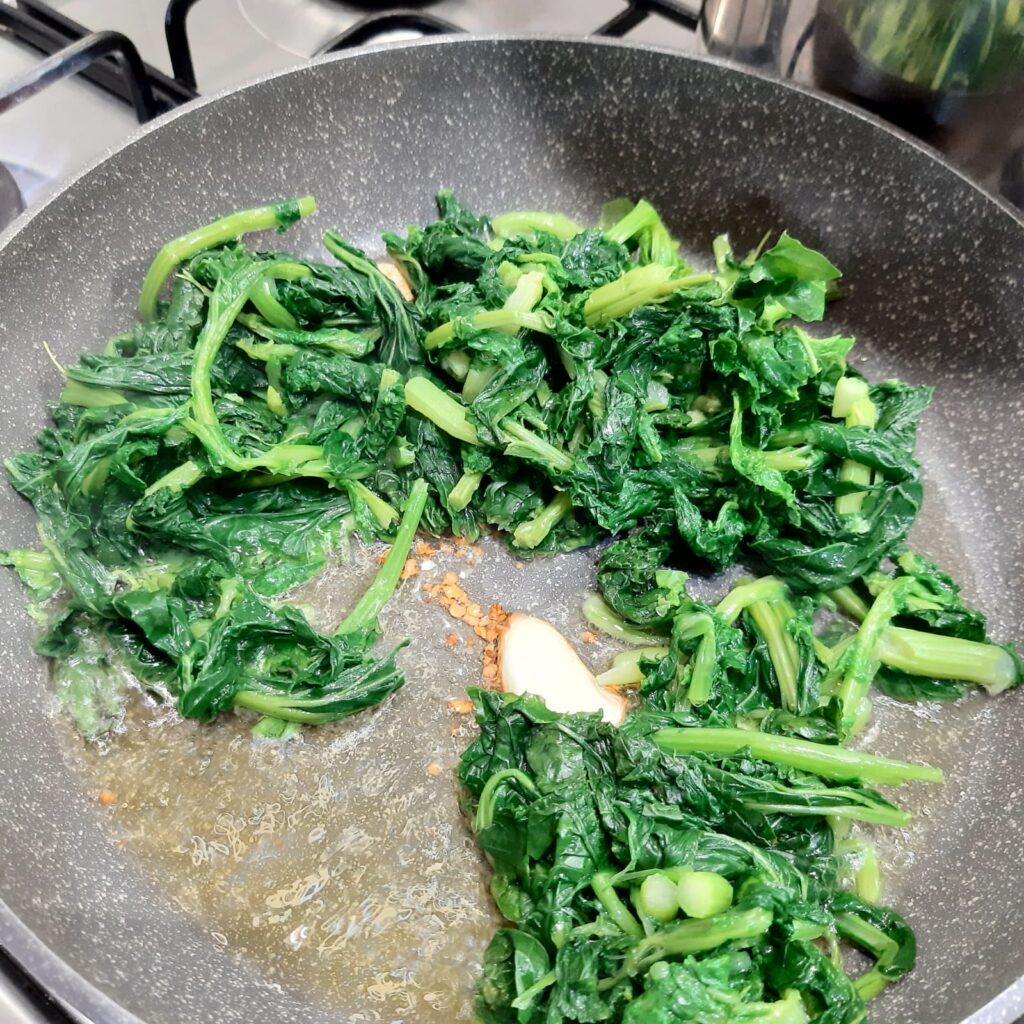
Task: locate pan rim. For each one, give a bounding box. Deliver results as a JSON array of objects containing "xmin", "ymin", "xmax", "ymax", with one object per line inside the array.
[
  {"xmin": 1, "ymin": 32, "xmax": 1022, "ymax": 254},
  {"xmin": 0, "ymin": 33, "xmax": 1021, "ymax": 1024}
]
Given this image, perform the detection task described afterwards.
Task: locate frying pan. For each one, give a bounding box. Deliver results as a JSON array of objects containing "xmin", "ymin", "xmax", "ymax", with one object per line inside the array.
[{"xmin": 0, "ymin": 36, "xmax": 1022, "ymax": 1024}]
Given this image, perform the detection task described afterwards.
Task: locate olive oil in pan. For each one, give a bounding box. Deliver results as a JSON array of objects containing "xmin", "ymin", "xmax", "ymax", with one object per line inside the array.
[
  {"xmin": 51, "ymin": 534, "xmax": 979, "ymax": 1020},
  {"xmin": 50, "ymin": 538, "xmax": 616, "ymax": 1020}
]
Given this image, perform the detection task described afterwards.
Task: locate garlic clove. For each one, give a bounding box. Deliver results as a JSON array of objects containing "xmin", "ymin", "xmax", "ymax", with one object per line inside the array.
[{"xmin": 499, "ymin": 612, "xmax": 627, "ymax": 726}]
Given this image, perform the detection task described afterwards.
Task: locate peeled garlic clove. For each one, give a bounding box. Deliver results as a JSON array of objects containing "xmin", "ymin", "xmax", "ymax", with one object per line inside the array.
[
  {"xmin": 375, "ymin": 259, "xmax": 413, "ymax": 301},
  {"xmin": 499, "ymin": 612, "xmax": 627, "ymax": 726}
]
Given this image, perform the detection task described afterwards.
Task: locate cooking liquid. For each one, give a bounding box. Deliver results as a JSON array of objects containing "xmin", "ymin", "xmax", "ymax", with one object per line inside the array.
[
  {"xmin": 52, "ymin": 518, "xmax": 984, "ymax": 1019},
  {"xmin": 53, "ymin": 537, "xmax": 621, "ymax": 1020}
]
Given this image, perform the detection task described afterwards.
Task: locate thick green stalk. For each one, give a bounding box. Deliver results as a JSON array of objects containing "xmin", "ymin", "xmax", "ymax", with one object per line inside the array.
[
  {"xmin": 448, "ymin": 471, "xmax": 484, "ymax": 512},
  {"xmin": 653, "ymin": 727, "xmax": 943, "ymax": 785},
  {"xmin": 605, "ymin": 199, "xmax": 659, "ymax": 244},
  {"xmin": 747, "ymin": 597, "xmax": 800, "ymax": 713},
  {"xmin": 833, "ymin": 376, "xmax": 878, "ymax": 517},
  {"xmin": 591, "ymin": 872, "xmax": 644, "ymax": 939},
  {"xmin": 715, "ymin": 576, "xmax": 787, "ymax": 625},
  {"xmin": 250, "ymin": 276, "xmax": 299, "ymax": 329},
  {"xmin": 503, "ymin": 270, "xmax": 545, "ymax": 313},
  {"xmin": 349, "ymin": 482, "xmax": 398, "ymax": 529},
  {"xmin": 491, "ymin": 210, "xmax": 582, "ymax": 241},
  {"xmin": 513, "ymin": 492, "xmax": 572, "ymax": 550},
  {"xmin": 682, "ymin": 445, "xmax": 818, "ymax": 473},
  {"xmin": 835, "ymin": 579, "xmax": 913, "ymax": 732},
  {"xmin": 836, "ymin": 913, "xmax": 899, "ymax": 1001},
  {"xmin": 830, "ymin": 585, "xmax": 871, "ymax": 621},
  {"xmin": 610, "ymin": 907, "xmax": 774, "ymax": 983},
  {"xmin": 462, "ymin": 365, "xmax": 499, "ymax": 403},
  {"xmin": 143, "ymin": 460, "xmax": 204, "ymax": 497},
  {"xmin": 596, "ymin": 647, "xmax": 671, "ymax": 688},
  {"xmin": 404, "ymin": 377, "xmax": 480, "ymax": 444},
  {"xmin": 877, "ymin": 626, "xmax": 1019, "ymax": 693},
  {"xmin": 674, "ymin": 611, "xmax": 717, "ymax": 706},
  {"xmin": 583, "ymin": 265, "xmax": 712, "ymax": 327},
  {"xmin": 501, "ymin": 421, "xmax": 574, "ymax": 474},
  {"xmin": 441, "ymin": 349, "xmax": 471, "ymax": 382}
]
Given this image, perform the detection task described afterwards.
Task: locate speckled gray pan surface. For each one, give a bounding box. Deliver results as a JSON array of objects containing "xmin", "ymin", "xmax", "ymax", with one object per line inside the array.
[{"xmin": 0, "ymin": 35, "xmax": 1022, "ymax": 1024}]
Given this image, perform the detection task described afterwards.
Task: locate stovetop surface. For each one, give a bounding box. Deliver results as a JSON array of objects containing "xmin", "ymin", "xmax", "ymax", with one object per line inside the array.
[{"xmin": 0, "ymin": 0, "xmax": 716, "ymax": 211}]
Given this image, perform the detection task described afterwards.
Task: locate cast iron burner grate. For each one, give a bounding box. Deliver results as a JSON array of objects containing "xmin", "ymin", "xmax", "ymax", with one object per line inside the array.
[{"xmin": 0, "ymin": 0, "xmax": 701, "ymax": 111}]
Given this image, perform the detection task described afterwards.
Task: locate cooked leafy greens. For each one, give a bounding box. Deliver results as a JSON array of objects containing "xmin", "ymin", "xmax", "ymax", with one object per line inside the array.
[{"xmin": 2, "ymin": 192, "xmax": 1020, "ymax": 1020}]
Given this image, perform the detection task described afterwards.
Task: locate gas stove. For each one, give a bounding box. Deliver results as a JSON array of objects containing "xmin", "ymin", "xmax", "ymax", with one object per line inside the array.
[
  {"xmin": 0, "ymin": 2, "xmax": 1020, "ymax": 1022},
  {"xmin": 0, "ymin": 0, "xmax": 729, "ymax": 227}
]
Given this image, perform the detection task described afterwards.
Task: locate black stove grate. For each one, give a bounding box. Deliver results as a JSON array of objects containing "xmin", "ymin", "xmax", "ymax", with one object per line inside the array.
[
  {"xmin": 0, "ymin": 0, "xmax": 703, "ymax": 119},
  {"xmin": 1, "ymin": 0, "xmax": 195, "ymax": 118},
  {"xmin": 163, "ymin": 0, "xmax": 702, "ymax": 88},
  {"xmin": 596, "ymin": 0, "xmax": 698, "ymax": 38}
]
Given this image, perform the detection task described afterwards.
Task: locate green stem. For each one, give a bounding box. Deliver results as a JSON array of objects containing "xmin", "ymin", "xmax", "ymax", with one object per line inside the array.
[
  {"xmin": 747, "ymin": 597, "xmax": 800, "ymax": 713},
  {"xmin": 503, "ymin": 270, "xmax": 546, "ymax": 313},
  {"xmin": 833, "ymin": 376, "xmax": 878, "ymax": 518},
  {"xmin": 604, "ymin": 907, "xmax": 774, "ymax": 987},
  {"xmin": 715, "ymin": 576, "xmax": 787, "ymax": 625},
  {"xmin": 513, "ymin": 492, "xmax": 572, "ymax": 550},
  {"xmin": 510, "ymin": 971, "xmax": 556, "ymax": 1011},
  {"xmin": 595, "ymin": 647, "xmax": 671, "ymax": 688},
  {"xmin": 188, "ymin": 259, "xmax": 323, "ymax": 473},
  {"xmin": 836, "ymin": 912, "xmax": 899, "ymax": 1001},
  {"xmin": 653, "ymin": 727, "xmax": 943, "ymax": 785},
  {"xmin": 830, "ymin": 586, "xmax": 870, "ymax": 621},
  {"xmin": 462, "ymin": 365, "xmax": 499, "ymax": 403},
  {"xmin": 501, "ymin": 421, "xmax": 574, "ymax": 474},
  {"xmin": 836, "ymin": 579, "xmax": 912, "ymax": 732},
  {"xmin": 491, "ymin": 210, "xmax": 582, "ymax": 241},
  {"xmin": 349, "ymin": 482, "xmax": 398, "ymax": 529},
  {"xmin": 448, "ymin": 471, "xmax": 484, "ymax": 512},
  {"xmin": 605, "ymin": 199, "xmax": 659, "ymax": 245},
  {"xmin": 591, "ymin": 872, "xmax": 643, "ymax": 939},
  {"xmin": 584, "ymin": 266, "xmax": 712, "ymax": 327},
  {"xmin": 424, "ymin": 309, "xmax": 553, "ymax": 351},
  {"xmin": 250, "ymin": 277, "xmax": 299, "ymax": 329},
  {"xmin": 674, "ymin": 611, "xmax": 716, "ymax": 706},
  {"xmin": 233, "ymin": 690, "xmax": 336, "ymax": 723},
  {"xmin": 336, "ymin": 479, "xmax": 428, "ymax": 637},
  {"xmin": 837, "ymin": 461, "xmax": 873, "ymax": 516},
  {"xmin": 143, "ymin": 459, "xmax": 204, "ymax": 497},
  {"xmin": 877, "ymin": 626, "xmax": 1019, "ymax": 694},
  {"xmin": 474, "ymin": 768, "xmax": 539, "ymax": 831},
  {"xmin": 582, "ymin": 594, "xmax": 667, "ymax": 646},
  {"xmin": 138, "ymin": 197, "xmax": 316, "ymax": 319},
  {"xmin": 404, "ymin": 377, "xmax": 480, "ymax": 445},
  {"xmin": 237, "ymin": 313, "xmax": 378, "ymax": 357}
]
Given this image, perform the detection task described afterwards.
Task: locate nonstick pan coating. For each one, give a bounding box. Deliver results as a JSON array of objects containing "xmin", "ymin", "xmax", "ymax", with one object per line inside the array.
[{"xmin": 0, "ymin": 37, "xmax": 1021, "ymax": 1024}]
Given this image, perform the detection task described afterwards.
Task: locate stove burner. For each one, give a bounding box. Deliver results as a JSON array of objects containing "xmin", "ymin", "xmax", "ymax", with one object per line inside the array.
[
  {"xmin": 328, "ymin": 0, "xmax": 438, "ymax": 6},
  {"xmin": 236, "ymin": 0, "xmax": 387, "ymax": 58},
  {"xmin": 0, "ymin": 163, "xmax": 25, "ymax": 232},
  {"xmin": 317, "ymin": 11, "xmax": 462, "ymax": 54}
]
